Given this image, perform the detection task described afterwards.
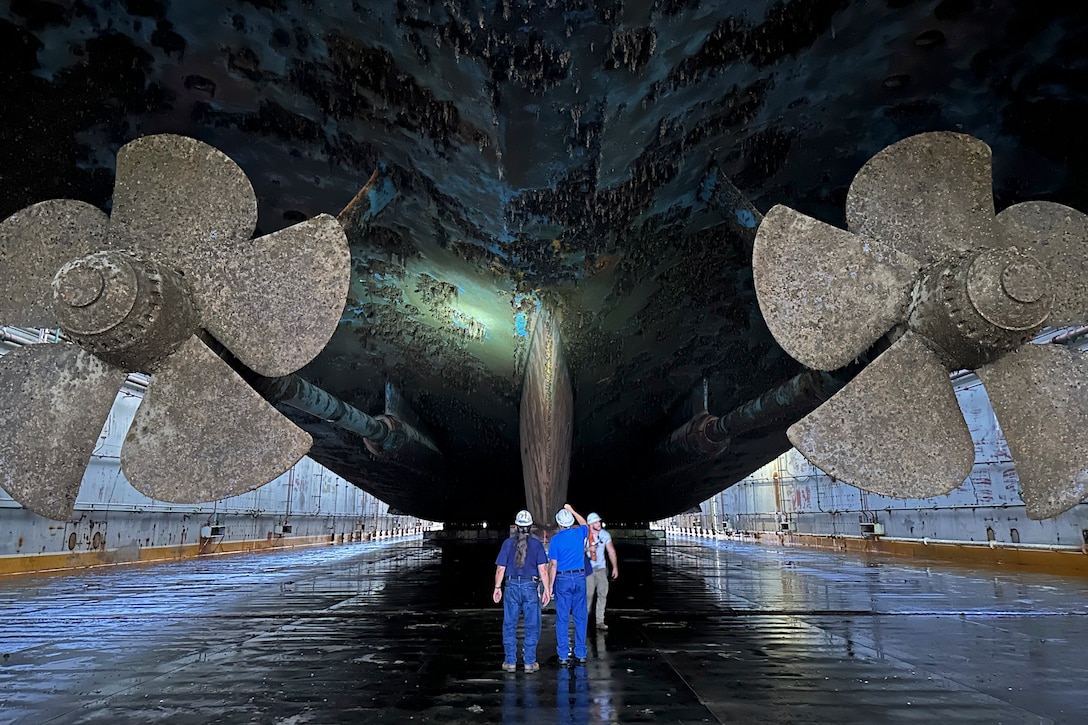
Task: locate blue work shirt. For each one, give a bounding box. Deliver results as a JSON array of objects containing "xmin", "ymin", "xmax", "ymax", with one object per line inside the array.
[
  {"xmin": 548, "ymin": 525, "xmax": 588, "ymax": 571},
  {"xmin": 496, "ymin": 534, "xmax": 547, "ymax": 578}
]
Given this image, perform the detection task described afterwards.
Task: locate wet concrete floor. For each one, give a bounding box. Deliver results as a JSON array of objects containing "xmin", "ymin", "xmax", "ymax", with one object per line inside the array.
[{"xmin": 1, "ymin": 535, "xmax": 1086, "ymax": 723}]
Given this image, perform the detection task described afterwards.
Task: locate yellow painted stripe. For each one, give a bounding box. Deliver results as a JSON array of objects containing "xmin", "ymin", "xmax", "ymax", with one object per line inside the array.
[
  {"xmin": 754, "ymin": 532, "xmax": 1088, "ymax": 577},
  {"xmin": 0, "ymin": 535, "xmax": 339, "ymax": 578}
]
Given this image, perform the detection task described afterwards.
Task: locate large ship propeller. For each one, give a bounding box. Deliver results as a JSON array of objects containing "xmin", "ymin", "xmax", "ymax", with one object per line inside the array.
[
  {"xmin": 0, "ymin": 135, "xmax": 350, "ymax": 520},
  {"xmin": 753, "ymin": 131, "xmax": 1088, "ymax": 519}
]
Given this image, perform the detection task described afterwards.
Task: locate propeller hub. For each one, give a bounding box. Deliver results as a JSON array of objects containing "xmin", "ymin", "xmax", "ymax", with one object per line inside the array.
[
  {"xmin": 51, "ymin": 250, "xmax": 199, "ymax": 372},
  {"xmin": 910, "ymin": 248, "xmax": 1050, "ymax": 370}
]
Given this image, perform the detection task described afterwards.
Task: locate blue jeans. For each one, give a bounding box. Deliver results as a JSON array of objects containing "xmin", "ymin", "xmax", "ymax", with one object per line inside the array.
[
  {"xmin": 554, "ymin": 572, "xmax": 587, "ymax": 659},
  {"xmin": 503, "ymin": 578, "xmax": 542, "ymax": 665}
]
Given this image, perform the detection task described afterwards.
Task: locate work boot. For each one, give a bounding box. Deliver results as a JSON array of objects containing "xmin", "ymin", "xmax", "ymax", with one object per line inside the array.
[
  {"xmin": 524, "ymin": 662, "xmax": 540, "ymax": 673},
  {"xmin": 501, "ymin": 662, "xmax": 517, "ymax": 673}
]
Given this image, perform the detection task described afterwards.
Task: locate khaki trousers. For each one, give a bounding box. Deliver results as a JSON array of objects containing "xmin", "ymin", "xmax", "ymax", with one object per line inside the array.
[{"xmin": 586, "ymin": 567, "xmax": 609, "ymax": 623}]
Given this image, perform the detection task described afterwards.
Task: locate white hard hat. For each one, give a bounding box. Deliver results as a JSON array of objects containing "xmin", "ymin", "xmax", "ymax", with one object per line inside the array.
[
  {"xmin": 515, "ymin": 509, "xmax": 533, "ymax": 527},
  {"xmin": 586, "ymin": 512, "xmax": 601, "ymax": 525},
  {"xmin": 555, "ymin": 509, "xmax": 575, "ymax": 527}
]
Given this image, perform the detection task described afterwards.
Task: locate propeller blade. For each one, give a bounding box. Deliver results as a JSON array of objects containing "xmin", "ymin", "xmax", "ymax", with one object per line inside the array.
[
  {"xmin": 976, "ymin": 344, "xmax": 1088, "ymax": 519},
  {"xmin": 0, "ymin": 200, "xmax": 110, "ymax": 326},
  {"xmin": 753, "ymin": 205, "xmax": 920, "ymax": 371},
  {"xmin": 110, "ymin": 134, "xmax": 257, "ymax": 282},
  {"xmin": 995, "ymin": 201, "xmax": 1088, "ymax": 326},
  {"xmin": 0, "ymin": 344, "xmax": 125, "ymax": 520},
  {"xmin": 199, "ymin": 214, "xmax": 351, "ymax": 377},
  {"xmin": 788, "ymin": 331, "xmax": 975, "ymax": 498},
  {"xmin": 845, "ymin": 132, "xmax": 997, "ymax": 264},
  {"xmin": 121, "ymin": 336, "xmax": 311, "ymax": 503}
]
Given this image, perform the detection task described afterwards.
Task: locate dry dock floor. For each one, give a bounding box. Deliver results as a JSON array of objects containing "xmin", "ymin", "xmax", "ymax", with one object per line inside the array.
[{"xmin": 1, "ymin": 535, "xmax": 1086, "ymax": 723}]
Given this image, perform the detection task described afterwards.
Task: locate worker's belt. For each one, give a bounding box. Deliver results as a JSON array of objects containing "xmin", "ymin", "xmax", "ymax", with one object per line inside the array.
[
  {"xmin": 506, "ymin": 576, "xmax": 539, "ymax": 582},
  {"xmin": 556, "ymin": 569, "xmax": 584, "ymax": 575}
]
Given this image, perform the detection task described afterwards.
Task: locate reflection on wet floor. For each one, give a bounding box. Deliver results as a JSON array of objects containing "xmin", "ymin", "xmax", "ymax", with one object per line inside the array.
[{"xmin": 0, "ymin": 536, "xmax": 1086, "ymax": 723}]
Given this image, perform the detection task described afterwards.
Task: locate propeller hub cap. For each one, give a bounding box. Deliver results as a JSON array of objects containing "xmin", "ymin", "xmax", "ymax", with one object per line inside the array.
[
  {"xmin": 1001, "ymin": 259, "xmax": 1046, "ymax": 303},
  {"xmin": 52, "ymin": 253, "xmax": 138, "ymax": 335},
  {"xmin": 55, "ymin": 265, "xmax": 106, "ymax": 308},
  {"xmin": 967, "ymin": 248, "xmax": 1051, "ymax": 332}
]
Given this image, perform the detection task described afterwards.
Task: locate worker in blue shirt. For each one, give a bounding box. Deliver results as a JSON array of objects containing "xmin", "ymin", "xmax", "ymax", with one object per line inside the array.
[
  {"xmin": 547, "ymin": 503, "xmax": 588, "ymax": 666},
  {"xmin": 493, "ymin": 509, "xmax": 551, "ymax": 672}
]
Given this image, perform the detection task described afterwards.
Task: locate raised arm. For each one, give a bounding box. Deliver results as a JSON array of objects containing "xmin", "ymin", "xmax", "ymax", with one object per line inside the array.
[{"xmin": 564, "ymin": 503, "xmax": 587, "ymax": 526}]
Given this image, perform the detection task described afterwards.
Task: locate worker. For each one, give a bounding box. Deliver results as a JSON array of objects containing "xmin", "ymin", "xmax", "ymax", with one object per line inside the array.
[
  {"xmin": 585, "ymin": 512, "xmax": 619, "ymax": 630},
  {"xmin": 548, "ymin": 503, "xmax": 588, "ymax": 666},
  {"xmin": 493, "ymin": 509, "xmax": 551, "ymax": 672}
]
